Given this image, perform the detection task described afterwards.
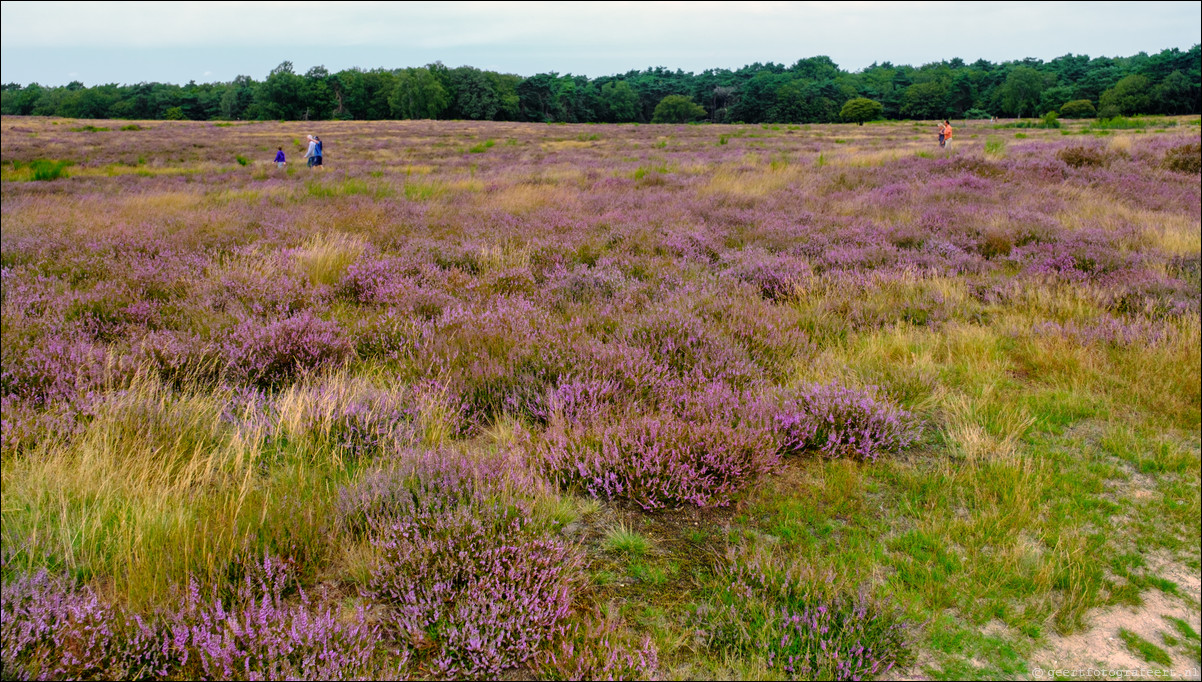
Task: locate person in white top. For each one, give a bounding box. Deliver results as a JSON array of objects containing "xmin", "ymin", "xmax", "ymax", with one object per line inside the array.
[{"xmin": 304, "ymin": 135, "xmax": 318, "ymax": 168}]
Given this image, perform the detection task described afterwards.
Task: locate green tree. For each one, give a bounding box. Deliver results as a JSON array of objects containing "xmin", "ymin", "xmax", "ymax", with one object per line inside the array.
[
  {"xmin": 1100, "ymin": 74, "xmax": 1151, "ymax": 115},
  {"xmin": 840, "ymin": 97, "xmax": 884, "ymax": 124},
  {"xmin": 651, "ymin": 94, "xmax": 706, "ymax": 123},
  {"xmin": 389, "ymin": 67, "xmax": 449, "ymax": 119},
  {"xmin": 900, "ymin": 81, "xmax": 948, "ymax": 119},
  {"xmin": 1151, "ymin": 70, "xmax": 1196, "ymax": 115},
  {"xmin": 999, "ymin": 66, "xmax": 1047, "ymax": 118},
  {"xmin": 300, "ymin": 66, "xmax": 334, "ymax": 120},
  {"xmin": 599, "ymin": 80, "xmax": 639, "ymax": 122},
  {"xmin": 256, "ymin": 61, "xmax": 305, "ymax": 120},
  {"xmin": 445, "ymin": 66, "xmax": 504, "ymax": 120}
]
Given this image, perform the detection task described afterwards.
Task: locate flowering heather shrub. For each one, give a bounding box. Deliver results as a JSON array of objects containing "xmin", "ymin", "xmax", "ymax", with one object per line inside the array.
[
  {"xmin": 0, "ymin": 334, "xmax": 110, "ymax": 406},
  {"xmin": 221, "ymin": 312, "xmax": 354, "ymax": 387},
  {"xmin": 1, "ymin": 557, "xmax": 381, "ymax": 681},
  {"xmin": 335, "ymin": 447, "xmax": 492, "ymax": 536},
  {"xmin": 367, "ymin": 505, "xmax": 581, "ymax": 679},
  {"xmin": 336, "ymin": 257, "xmax": 454, "ymax": 318},
  {"xmin": 627, "ymin": 305, "xmax": 762, "ymax": 387},
  {"xmin": 215, "ymin": 262, "xmax": 322, "ymax": 318},
  {"xmin": 545, "ymin": 262, "xmax": 629, "ymax": 305},
  {"xmin": 721, "ymin": 248, "xmax": 812, "ymax": 301},
  {"xmin": 540, "ymin": 401, "xmax": 778, "ymax": 509},
  {"xmin": 165, "ymin": 555, "xmax": 380, "ymax": 681},
  {"xmin": 1031, "ymin": 316, "xmax": 1174, "ymax": 347},
  {"xmin": 538, "ymin": 618, "xmax": 660, "ymax": 681},
  {"xmin": 344, "ymin": 449, "xmax": 581, "ymax": 679},
  {"xmin": 1, "ymin": 568, "xmax": 168, "ymax": 681},
  {"xmin": 0, "ymin": 396, "xmax": 88, "ymax": 453},
  {"xmin": 697, "ymin": 548, "xmax": 916, "ymax": 681},
  {"xmin": 776, "ymin": 382, "xmax": 920, "ymax": 462}
]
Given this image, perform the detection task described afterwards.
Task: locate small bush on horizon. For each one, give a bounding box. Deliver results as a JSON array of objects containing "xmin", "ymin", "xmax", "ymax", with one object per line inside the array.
[{"xmin": 1059, "ymin": 100, "xmax": 1097, "ymax": 119}]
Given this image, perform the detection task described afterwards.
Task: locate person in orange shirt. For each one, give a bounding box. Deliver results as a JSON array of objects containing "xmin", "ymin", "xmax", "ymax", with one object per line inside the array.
[{"xmin": 942, "ymin": 120, "xmax": 954, "ymax": 153}]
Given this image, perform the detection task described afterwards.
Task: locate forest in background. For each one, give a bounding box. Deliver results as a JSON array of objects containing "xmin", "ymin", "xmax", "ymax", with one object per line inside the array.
[{"xmin": 2, "ymin": 45, "xmax": 1199, "ymax": 124}]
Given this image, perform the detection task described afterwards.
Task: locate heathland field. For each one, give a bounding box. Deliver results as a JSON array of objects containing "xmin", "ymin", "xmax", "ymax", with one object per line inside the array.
[{"xmin": 1, "ymin": 115, "xmax": 1199, "ymax": 680}]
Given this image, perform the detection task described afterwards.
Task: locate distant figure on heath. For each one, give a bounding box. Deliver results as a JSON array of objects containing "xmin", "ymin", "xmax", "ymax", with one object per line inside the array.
[
  {"xmin": 942, "ymin": 120, "xmax": 954, "ymax": 153},
  {"xmin": 314, "ymin": 136, "xmax": 323, "ymax": 169},
  {"xmin": 274, "ymin": 147, "xmax": 286, "ymax": 169},
  {"xmin": 304, "ymin": 135, "xmax": 318, "ymax": 168},
  {"xmin": 938, "ymin": 122, "xmax": 946, "ymax": 148}
]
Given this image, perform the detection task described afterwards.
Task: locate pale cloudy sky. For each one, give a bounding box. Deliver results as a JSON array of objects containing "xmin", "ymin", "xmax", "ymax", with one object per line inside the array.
[{"xmin": 2, "ymin": 1, "xmax": 1199, "ymax": 86}]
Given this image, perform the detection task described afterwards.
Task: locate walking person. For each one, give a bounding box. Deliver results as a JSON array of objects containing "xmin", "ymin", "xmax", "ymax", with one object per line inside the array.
[
  {"xmin": 938, "ymin": 121, "xmax": 946, "ymax": 148},
  {"xmin": 274, "ymin": 146, "xmax": 286, "ymax": 169},
  {"xmin": 942, "ymin": 120, "xmax": 954, "ymax": 154},
  {"xmin": 313, "ymin": 136, "xmax": 323, "ymax": 170},
  {"xmin": 304, "ymin": 135, "xmax": 318, "ymax": 168}
]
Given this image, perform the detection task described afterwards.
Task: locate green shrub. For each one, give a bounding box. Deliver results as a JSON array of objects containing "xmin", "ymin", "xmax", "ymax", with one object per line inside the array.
[
  {"xmin": 840, "ymin": 97, "xmax": 884, "ymax": 125},
  {"xmin": 964, "ymin": 108, "xmax": 992, "ymax": 120},
  {"xmin": 1059, "ymin": 100, "xmax": 1096, "ymax": 118},
  {"xmin": 235, "ymin": 154, "xmax": 250, "ymax": 166}
]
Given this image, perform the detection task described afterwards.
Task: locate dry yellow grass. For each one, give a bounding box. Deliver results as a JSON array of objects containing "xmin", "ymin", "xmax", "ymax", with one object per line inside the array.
[
  {"xmin": 1054, "ymin": 187, "xmax": 1202, "ymax": 255},
  {"xmin": 293, "ymin": 231, "xmax": 367, "ymax": 286}
]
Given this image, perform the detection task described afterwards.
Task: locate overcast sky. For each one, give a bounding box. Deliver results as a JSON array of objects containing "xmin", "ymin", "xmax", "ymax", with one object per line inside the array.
[{"xmin": 2, "ymin": 1, "xmax": 1200, "ymax": 86}]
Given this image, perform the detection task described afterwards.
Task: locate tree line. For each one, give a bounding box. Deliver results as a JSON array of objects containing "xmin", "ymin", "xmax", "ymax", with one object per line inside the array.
[{"xmin": 2, "ymin": 46, "xmax": 1198, "ymax": 124}]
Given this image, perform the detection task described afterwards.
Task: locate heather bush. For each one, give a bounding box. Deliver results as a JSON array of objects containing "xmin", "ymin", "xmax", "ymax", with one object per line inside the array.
[
  {"xmin": 367, "ymin": 504, "xmax": 582, "ymax": 679},
  {"xmin": 695, "ymin": 547, "xmax": 916, "ymax": 681},
  {"xmin": 627, "ymin": 305, "xmax": 762, "ymax": 387},
  {"xmin": 221, "ymin": 312, "xmax": 354, "ymax": 387},
  {"xmin": 776, "ymin": 381, "xmax": 921, "ymax": 462},
  {"xmin": 165, "ymin": 556, "xmax": 381, "ymax": 681},
  {"xmin": 1, "ymin": 557, "xmax": 380, "ymax": 681},
  {"xmin": 539, "ymin": 382, "xmax": 779, "ymax": 509},
  {"xmin": 538, "ymin": 617, "xmax": 660, "ymax": 681},
  {"xmin": 1162, "ymin": 141, "xmax": 1201, "ymax": 174},
  {"xmin": 338, "ymin": 447, "xmax": 581, "ymax": 678},
  {"xmin": 1056, "ymin": 144, "xmax": 1110, "ymax": 168},
  {"xmin": 335, "ymin": 447, "xmax": 494, "ymax": 536},
  {"xmin": 1, "ymin": 568, "xmax": 169, "ymax": 681},
  {"xmin": 0, "ymin": 333, "xmax": 111, "ymax": 406}
]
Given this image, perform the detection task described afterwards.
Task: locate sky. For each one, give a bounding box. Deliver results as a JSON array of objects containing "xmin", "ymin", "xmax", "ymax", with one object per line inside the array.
[{"xmin": 2, "ymin": 1, "xmax": 1200, "ymax": 87}]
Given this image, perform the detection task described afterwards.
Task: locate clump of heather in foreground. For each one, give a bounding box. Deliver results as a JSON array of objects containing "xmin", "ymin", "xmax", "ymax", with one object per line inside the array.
[
  {"xmin": 1, "ymin": 556, "xmax": 382, "ymax": 681},
  {"xmin": 538, "ymin": 378, "xmax": 779, "ymax": 509},
  {"xmin": 776, "ymin": 381, "xmax": 921, "ymax": 462},
  {"xmin": 695, "ymin": 547, "xmax": 917, "ymax": 681},
  {"xmin": 339, "ymin": 448, "xmax": 594, "ymax": 679}
]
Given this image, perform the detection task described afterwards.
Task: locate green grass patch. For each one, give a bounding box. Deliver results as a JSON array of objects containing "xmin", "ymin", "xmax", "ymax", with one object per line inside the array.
[
  {"xmin": 603, "ymin": 523, "xmax": 652, "ymax": 557},
  {"xmin": 1119, "ymin": 629, "xmax": 1173, "ymax": 666},
  {"xmin": 3, "ymin": 158, "xmax": 73, "ymax": 181},
  {"xmin": 468, "ymin": 139, "xmax": 496, "ymax": 153},
  {"xmin": 1091, "ymin": 116, "xmax": 1178, "ymax": 130}
]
